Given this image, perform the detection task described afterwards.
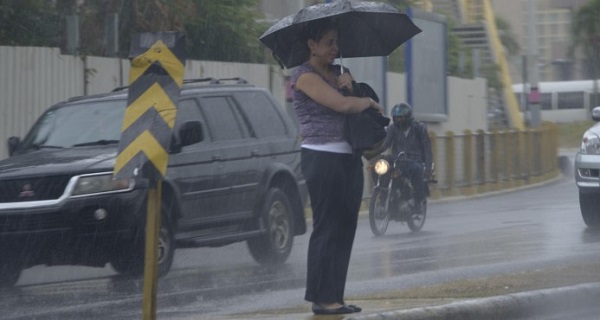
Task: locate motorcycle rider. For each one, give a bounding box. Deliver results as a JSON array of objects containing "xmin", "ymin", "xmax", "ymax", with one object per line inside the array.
[{"xmin": 374, "ymin": 102, "xmax": 433, "ymax": 213}]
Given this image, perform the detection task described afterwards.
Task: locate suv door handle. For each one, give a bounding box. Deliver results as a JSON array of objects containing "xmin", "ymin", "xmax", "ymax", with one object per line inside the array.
[
  {"xmin": 212, "ymin": 154, "xmax": 222, "ymax": 160},
  {"xmin": 251, "ymin": 150, "xmax": 259, "ymax": 156}
]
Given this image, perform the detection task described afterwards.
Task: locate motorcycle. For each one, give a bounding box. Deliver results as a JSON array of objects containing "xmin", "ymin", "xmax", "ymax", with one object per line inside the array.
[{"xmin": 368, "ymin": 151, "xmax": 436, "ymax": 236}]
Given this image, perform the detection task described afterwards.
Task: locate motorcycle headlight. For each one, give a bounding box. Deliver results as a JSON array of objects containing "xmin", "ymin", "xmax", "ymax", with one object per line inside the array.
[
  {"xmin": 580, "ymin": 131, "xmax": 600, "ymax": 155},
  {"xmin": 374, "ymin": 159, "xmax": 390, "ymax": 175},
  {"xmin": 71, "ymin": 173, "xmax": 135, "ymax": 196}
]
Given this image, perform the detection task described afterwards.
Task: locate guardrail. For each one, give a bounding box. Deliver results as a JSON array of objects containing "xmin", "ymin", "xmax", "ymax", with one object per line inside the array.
[
  {"xmin": 428, "ymin": 121, "xmax": 559, "ymax": 199},
  {"xmin": 363, "ymin": 121, "xmax": 559, "ymax": 203}
]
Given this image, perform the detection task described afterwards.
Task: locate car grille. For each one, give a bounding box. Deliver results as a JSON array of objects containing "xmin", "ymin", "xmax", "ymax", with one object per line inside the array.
[
  {"xmin": 0, "ymin": 176, "xmax": 72, "ymax": 203},
  {"xmin": 0, "ymin": 212, "xmax": 67, "ymax": 232}
]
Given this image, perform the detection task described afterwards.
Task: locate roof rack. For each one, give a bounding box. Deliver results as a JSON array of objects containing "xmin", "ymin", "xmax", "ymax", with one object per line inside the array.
[
  {"xmin": 111, "ymin": 77, "xmax": 249, "ymax": 92},
  {"xmin": 183, "ymin": 77, "xmax": 248, "ymax": 85},
  {"xmin": 112, "ymin": 85, "xmax": 129, "ymax": 92}
]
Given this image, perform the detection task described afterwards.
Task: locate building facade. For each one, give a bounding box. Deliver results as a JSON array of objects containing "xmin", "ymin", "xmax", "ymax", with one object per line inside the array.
[{"xmin": 490, "ymin": 0, "xmax": 588, "ymax": 82}]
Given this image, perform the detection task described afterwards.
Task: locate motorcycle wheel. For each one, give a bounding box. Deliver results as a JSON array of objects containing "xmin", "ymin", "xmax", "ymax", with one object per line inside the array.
[
  {"xmin": 369, "ymin": 189, "xmax": 390, "ymax": 236},
  {"xmin": 407, "ymin": 199, "xmax": 427, "ymax": 232}
]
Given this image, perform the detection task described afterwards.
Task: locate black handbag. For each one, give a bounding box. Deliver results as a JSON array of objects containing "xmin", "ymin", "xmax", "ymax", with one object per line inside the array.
[{"xmin": 344, "ymin": 82, "xmax": 390, "ymax": 154}]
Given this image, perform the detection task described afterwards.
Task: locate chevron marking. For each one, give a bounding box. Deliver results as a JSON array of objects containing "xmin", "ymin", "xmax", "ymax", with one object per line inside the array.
[
  {"xmin": 114, "ymin": 130, "xmax": 169, "ymax": 176},
  {"xmin": 129, "ymin": 40, "xmax": 185, "ymax": 86},
  {"xmin": 121, "ymin": 83, "xmax": 177, "ymax": 131},
  {"xmin": 119, "ymin": 107, "xmax": 173, "ymax": 151}
]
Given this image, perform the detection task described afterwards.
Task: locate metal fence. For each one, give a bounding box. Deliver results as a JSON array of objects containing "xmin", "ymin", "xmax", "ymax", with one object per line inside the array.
[{"xmin": 428, "ymin": 122, "xmax": 559, "ymax": 199}]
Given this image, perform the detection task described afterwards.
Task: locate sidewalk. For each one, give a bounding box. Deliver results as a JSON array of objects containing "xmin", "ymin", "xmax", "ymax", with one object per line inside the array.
[
  {"xmin": 347, "ymin": 282, "xmax": 600, "ymax": 320},
  {"xmin": 221, "ymin": 262, "xmax": 600, "ymax": 320}
]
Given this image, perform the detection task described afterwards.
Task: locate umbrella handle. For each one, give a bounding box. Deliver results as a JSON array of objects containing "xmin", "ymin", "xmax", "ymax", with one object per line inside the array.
[{"xmin": 339, "ymin": 55, "xmax": 344, "ymax": 74}]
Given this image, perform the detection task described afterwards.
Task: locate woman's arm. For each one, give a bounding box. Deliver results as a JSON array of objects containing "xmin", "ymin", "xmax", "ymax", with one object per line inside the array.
[{"xmin": 296, "ymin": 72, "xmax": 383, "ymax": 114}]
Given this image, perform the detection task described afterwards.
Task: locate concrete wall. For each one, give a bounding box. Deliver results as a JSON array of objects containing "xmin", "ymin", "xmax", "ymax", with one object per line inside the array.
[{"xmin": 0, "ymin": 46, "xmax": 84, "ymax": 151}]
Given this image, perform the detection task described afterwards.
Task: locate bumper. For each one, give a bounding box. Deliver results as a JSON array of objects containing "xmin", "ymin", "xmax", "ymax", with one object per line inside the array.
[
  {"xmin": 574, "ymin": 152, "xmax": 600, "ymax": 191},
  {"xmin": 0, "ymin": 189, "xmax": 147, "ymax": 267}
]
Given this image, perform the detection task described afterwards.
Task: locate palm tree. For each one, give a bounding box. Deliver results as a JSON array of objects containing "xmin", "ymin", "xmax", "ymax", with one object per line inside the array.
[
  {"xmin": 571, "ymin": 0, "xmax": 600, "ymax": 109},
  {"xmin": 496, "ymin": 16, "xmax": 519, "ymax": 57}
]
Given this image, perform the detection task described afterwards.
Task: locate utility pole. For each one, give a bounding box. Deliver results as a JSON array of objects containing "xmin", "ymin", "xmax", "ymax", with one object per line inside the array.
[{"xmin": 527, "ymin": 0, "xmax": 541, "ymax": 128}]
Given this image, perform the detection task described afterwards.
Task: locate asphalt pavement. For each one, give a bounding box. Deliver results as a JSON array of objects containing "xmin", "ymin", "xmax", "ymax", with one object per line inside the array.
[
  {"xmin": 182, "ymin": 152, "xmax": 596, "ymax": 320},
  {"xmin": 344, "ymin": 153, "xmax": 600, "ymax": 320},
  {"xmin": 253, "ymin": 152, "xmax": 600, "ymax": 320}
]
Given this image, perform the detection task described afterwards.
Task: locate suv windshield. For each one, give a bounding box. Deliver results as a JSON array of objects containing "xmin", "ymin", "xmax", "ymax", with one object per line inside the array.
[{"xmin": 19, "ymin": 99, "xmax": 126, "ymax": 152}]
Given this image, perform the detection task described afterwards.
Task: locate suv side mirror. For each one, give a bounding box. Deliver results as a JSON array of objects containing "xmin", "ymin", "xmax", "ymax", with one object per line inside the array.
[
  {"xmin": 7, "ymin": 136, "xmax": 20, "ymax": 157},
  {"xmin": 592, "ymin": 106, "xmax": 600, "ymax": 122},
  {"xmin": 178, "ymin": 121, "xmax": 204, "ymax": 147}
]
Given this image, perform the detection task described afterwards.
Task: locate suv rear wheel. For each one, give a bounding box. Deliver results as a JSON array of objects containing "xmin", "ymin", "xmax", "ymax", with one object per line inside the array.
[
  {"xmin": 247, "ymin": 188, "xmax": 294, "ymax": 265},
  {"xmin": 580, "ymin": 192, "xmax": 600, "ymax": 227},
  {"xmin": 111, "ymin": 201, "xmax": 175, "ymax": 277}
]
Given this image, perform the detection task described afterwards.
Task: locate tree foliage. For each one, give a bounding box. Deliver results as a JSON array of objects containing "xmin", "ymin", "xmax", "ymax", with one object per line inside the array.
[
  {"xmin": 495, "ymin": 16, "xmax": 519, "ymax": 57},
  {"xmin": 0, "ymin": 0, "xmax": 267, "ymax": 62},
  {"xmin": 183, "ymin": 0, "xmax": 267, "ymax": 63},
  {"xmin": 0, "ymin": 0, "xmax": 62, "ymax": 47},
  {"xmin": 571, "ymin": 0, "xmax": 600, "ymax": 80}
]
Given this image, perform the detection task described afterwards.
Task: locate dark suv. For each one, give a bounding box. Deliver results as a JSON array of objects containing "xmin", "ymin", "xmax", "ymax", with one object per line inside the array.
[{"xmin": 0, "ymin": 78, "xmax": 307, "ymax": 287}]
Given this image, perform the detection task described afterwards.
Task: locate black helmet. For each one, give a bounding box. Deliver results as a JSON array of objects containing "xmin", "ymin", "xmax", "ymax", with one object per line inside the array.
[
  {"xmin": 391, "ymin": 103, "xmax": 413, "ymax": 128},
  {"xmin": 391, "ymin": 102, "xmax": 412, "ymax": 118}
]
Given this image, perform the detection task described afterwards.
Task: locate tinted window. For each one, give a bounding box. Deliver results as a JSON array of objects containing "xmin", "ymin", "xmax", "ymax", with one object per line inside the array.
[
  {"xmin": 176, "ymin": 98, "xmax": 207, "ymax": 145},
  {"xmin": 589, "ymin": 92, "xmax": 600, "ymax": 108},
  {"xmin": 541, "ymin": 93, "xmax": 553, "ymax": 110},
  {"xmin": 235, "ymin": 91, "xmax": 288, "ymax": 137},
  {"xmin": 199, "ymin": 96, "xmax": 247, "ymax": 141},
  {"xmin": 177, "ymin": 99, "xmax": 204, "ymax": 124},
  {"xmin": 21, "ymin": 99, "xmax": 126, "ymax": 149},
  {"xmin": 557, "ymin": 92, "xmax": 584, "ymax": 109}
]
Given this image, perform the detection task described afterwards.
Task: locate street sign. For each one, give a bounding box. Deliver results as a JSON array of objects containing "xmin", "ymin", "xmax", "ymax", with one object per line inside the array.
[
  {"xmin": 114, "ymin": 32, "xmax": 186, "ymax": 180},
  {"xmin": 114, "ymin": 32, "xmax": 186, "ymax": 320}
]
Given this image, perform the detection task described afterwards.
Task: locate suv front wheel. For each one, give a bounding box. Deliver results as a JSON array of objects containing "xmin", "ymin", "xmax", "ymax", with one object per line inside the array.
[
  {"xmin": 247, "ymin": 188, "xmax": 294, "ymax": 265},
  {"xmin": 111, "ymin": 201, "xmax": 175, "ymax": 277}
]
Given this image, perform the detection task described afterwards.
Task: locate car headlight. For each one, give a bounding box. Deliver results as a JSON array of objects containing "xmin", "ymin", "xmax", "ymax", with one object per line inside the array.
[
  {"xmin": 71, "ymin": 173, "xmax": 134, "ymax": 196},
  {"xmin": 374, "ymin": 159, "xmax": 390, "ymax": 175},
  {"xmin": 580, "ymin": 131, "xmax": 600, "ymax": 155}
]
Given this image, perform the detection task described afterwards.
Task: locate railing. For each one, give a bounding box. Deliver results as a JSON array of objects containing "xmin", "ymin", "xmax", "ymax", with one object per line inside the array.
[{"xmin": 427, "ymin": 121, "xmax": 559, "ymax": 199}]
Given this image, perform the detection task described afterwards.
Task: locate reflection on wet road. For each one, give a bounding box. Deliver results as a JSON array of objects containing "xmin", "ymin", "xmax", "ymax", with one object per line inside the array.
[{"xmin": 2, "ymin": 176, "xmax": 600, "ymax": 319}]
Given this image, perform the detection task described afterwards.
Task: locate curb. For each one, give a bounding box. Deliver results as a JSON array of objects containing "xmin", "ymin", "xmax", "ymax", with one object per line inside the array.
[{"xmin": 346, "ymin": 282, "xmax": 600, "ymax": 320}]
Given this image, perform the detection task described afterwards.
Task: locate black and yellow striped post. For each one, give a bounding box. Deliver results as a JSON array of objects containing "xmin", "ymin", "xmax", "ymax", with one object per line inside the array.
[{"xmin": 114, "ymin": 31, "xmax": 185, "ymax": 320}]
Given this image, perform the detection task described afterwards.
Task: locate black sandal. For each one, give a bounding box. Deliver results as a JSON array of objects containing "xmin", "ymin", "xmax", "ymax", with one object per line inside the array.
[
  {"xmin": 312, "ymin": 304, "xmax": 355, "ymax": 315},
  {"xmin": 346, "ymin": 304, "xmax": 362, "ymax": 312}
]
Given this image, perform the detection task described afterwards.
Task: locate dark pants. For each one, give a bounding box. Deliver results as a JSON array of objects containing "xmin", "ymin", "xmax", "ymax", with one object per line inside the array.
[
  {"xmin": 301, "ymin": 148, "xmax": 364, "ymax": 304},
  {"xmin": 397, "ymin": 161, "xmax": 425, "ymax": 204}
]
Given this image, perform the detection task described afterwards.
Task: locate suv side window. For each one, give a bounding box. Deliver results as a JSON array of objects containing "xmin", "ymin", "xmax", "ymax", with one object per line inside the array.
[
  {"xmin": 234, "ymin": 91, "xmax": 288, "ymax": 138},
  {"xmin": 199, "ymin": 96, "xmax": 248, "ymax": 141},
  {"xmin": 176, "ymin": 98, "xmax": 208, "ymax": 145}
]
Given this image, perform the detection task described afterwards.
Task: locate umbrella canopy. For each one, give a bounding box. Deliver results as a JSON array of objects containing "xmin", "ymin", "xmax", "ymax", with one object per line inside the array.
[{"xmin": 259, "ymin": 0, "xmax": 422, "ymax": 69}]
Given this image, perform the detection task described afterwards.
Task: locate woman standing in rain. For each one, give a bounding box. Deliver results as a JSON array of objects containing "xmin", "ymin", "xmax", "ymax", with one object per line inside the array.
[{"xmin": 290, "ymin": 19, "xmax": 384, "ymax": 315}]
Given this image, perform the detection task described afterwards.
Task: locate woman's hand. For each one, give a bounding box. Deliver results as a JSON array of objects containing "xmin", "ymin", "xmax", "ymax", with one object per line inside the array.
[
  {"xmin": 369, "ymin": 98, "xmax": 384, "ymax": 114},
  {"xmin": 337, "ymin": 73, "xmax": 354, "ymax": 94}
]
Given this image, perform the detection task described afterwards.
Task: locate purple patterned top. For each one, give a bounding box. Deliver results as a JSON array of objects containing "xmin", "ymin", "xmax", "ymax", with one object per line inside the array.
[{"xmin": 291, "ymin": 63, "xmax": 348, "ymax": 145}]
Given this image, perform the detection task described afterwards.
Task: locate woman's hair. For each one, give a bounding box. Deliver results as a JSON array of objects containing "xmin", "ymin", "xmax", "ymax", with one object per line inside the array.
[
  {"xmin": 294, "ymin": 19, "xmax": 338, "ymax": 62},
  {"xmin": 301, "ymin": 19, "xmax": 338, "ymax": 42}
]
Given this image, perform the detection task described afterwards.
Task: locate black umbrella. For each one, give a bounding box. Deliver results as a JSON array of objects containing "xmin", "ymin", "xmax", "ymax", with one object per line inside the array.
[{"xmin": 259, "ymin": 0, "xmax": 422, "ymax": 69}]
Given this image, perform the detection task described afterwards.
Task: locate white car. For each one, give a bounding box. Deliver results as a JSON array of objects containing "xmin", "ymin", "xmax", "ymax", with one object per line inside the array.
[{"xmin": 574, "ymin": 106, "xmax": 600, "ymax": 227}]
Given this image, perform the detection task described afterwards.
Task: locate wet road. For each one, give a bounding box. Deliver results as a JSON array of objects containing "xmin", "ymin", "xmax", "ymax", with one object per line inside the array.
[{"xmin": 2, "ymin": 173, "xmax": 600, "ymax": 319}]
